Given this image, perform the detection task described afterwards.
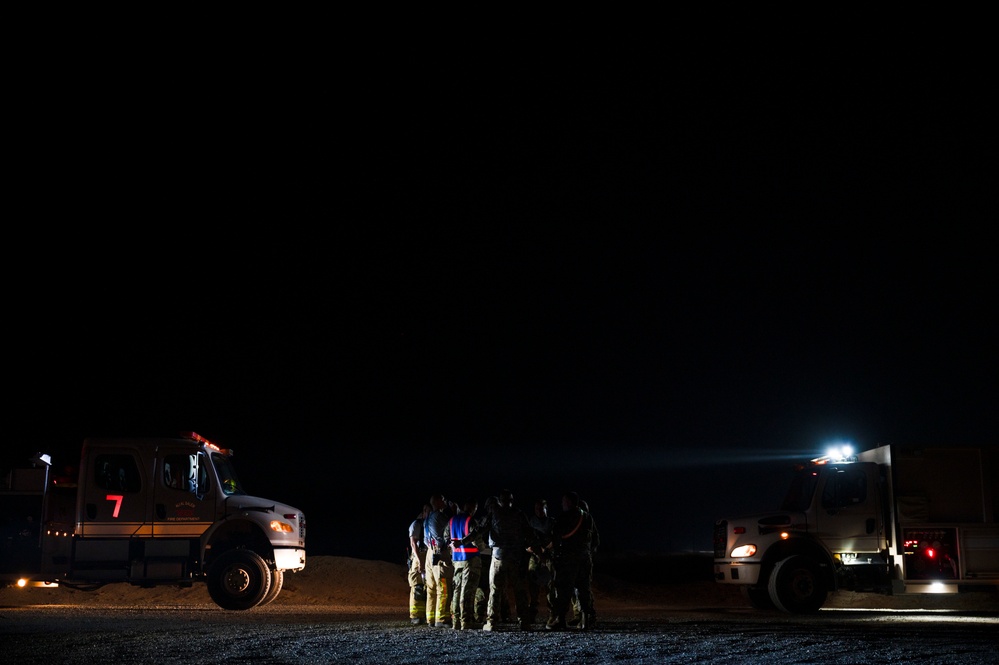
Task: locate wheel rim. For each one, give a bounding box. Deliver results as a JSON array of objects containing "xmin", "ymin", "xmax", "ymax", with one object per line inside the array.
[
  {"xmin": 790, "ymin": 568, "xmax": 815, "ymax": 600},
  {"xmin": 223, "ymin": 565, "xmax": 252, "ymax": 596}
]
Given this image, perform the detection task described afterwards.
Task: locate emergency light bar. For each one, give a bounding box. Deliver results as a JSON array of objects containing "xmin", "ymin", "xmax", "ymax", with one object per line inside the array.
[
  {"xmin": 182, "ymin": 432, "xmax": 233, "ymax": 456},
  {"xmin": 810, "ymin": 443, "xmax": 856, "ymax": 465}
]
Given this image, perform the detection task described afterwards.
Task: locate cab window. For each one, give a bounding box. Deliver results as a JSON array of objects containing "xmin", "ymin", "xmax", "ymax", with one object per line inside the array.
[
  {"xmin": 822, "ymin": 467, "xmax": 867, "ymax": 509},
  {"xmin": 163, "ymin": 453, "xmax": 211, "ymax": 495},
  {"xmin": 94, "ymin": 454, "xmax": 141, "ymax": 493}
]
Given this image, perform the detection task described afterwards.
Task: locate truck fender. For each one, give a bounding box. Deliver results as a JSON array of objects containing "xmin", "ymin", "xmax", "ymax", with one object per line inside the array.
[
  {"xmin": 201, "ymin": 515, "xmax": 276, "ymax": 572},
  {"xmin": 757, "ymin": 535, "xmax": 836, "ymax": 592}
]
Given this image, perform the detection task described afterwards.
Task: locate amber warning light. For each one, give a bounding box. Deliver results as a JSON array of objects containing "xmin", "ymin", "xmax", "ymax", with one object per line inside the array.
[{"xmin": 183, "ymin": 432, "xmax": 233, "ymax": 456}]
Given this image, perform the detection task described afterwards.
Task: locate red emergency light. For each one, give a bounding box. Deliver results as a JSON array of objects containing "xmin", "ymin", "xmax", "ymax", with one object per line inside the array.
[{"xmin": 182, "ymin": 432, "xmax": 232, "ymax": 456}]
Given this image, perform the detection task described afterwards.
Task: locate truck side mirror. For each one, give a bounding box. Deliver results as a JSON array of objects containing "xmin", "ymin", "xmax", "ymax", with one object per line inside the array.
[{"xmin": 188, "ymin": 454, "xmax": 203, "ymax": 499}]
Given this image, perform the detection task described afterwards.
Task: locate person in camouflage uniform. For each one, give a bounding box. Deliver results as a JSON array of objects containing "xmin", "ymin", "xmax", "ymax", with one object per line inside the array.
[
  {"xmin": 527, "ymin": 498, "xmax": 555, "ymax": 625},
  {"xmin": 545, "ymin": 491, "xmax": 599, "ymax": 631},
  {"xmin": 482, "ymin": 489, "xmax": 540, "ymax": 631}
]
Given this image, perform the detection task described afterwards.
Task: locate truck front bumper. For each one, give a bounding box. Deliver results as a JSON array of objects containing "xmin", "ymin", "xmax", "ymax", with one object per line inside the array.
[
  {"xmin": 714, "ymin": 560, "xmax": 762, "ymax": 585},
  {"xmin": 274, "ymin": 548, "xmax": 306, "ymax": 571}
]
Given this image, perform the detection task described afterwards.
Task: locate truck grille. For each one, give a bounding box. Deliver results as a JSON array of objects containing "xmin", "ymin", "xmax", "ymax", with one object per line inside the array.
[{"xmin": 713, "ymin": 520, "xmax": 728, "ymax": 558}]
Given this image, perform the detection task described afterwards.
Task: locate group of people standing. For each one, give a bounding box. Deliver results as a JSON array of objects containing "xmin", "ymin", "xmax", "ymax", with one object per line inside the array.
[{"xmin": 407, "ymin": 489, "xmax": 600, "ymax": 631}]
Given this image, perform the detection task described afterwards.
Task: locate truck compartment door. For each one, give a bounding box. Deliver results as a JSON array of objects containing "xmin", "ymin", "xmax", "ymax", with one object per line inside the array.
[{"xmin": 71, "ymin": 539, "xmax": 131, "ymax": 580}]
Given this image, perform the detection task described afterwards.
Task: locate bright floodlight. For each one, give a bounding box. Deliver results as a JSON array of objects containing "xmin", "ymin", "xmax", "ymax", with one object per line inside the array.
[{"xmin": 824, "ymin": 443, "xmax": 854, "ymax": 461}]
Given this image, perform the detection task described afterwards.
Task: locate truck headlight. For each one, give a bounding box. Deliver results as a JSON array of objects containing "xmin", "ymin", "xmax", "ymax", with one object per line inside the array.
[
  {"xmin": 269, "ymin": 520, "xmax": 294, "ymax": 533},
  {"xmin": 731, "ymin": 544, "xmax": 757, "ymax": 558}
]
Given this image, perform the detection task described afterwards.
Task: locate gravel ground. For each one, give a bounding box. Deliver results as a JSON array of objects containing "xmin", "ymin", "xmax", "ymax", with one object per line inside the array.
[
  {"xmin": 2, "ymin": 555, "xmax": 997, "ymax": 664},
  {"xmin": 2, "ymin": 604, "xmax": 998, "ymax": 664}
]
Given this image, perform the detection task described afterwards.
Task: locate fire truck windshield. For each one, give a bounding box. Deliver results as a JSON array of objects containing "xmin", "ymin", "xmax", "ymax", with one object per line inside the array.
[
  {"xmin": 780, "ymin": 468, "xmax": 820, "ymax": 512},
  {"xmin": 211, "ymin": 452, "xmax": 246, "ymax": 496}
]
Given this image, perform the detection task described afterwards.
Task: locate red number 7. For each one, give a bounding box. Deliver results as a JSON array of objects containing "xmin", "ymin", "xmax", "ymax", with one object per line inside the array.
[{"xmin": 106, "ymin": 494, "xmax": 124, "ymax": 518}]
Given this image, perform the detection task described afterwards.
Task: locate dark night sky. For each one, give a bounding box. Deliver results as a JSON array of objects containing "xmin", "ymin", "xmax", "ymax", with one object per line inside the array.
[{"xmin": 6, "ymin": 35, "xmax": 995, "ymax": 562}]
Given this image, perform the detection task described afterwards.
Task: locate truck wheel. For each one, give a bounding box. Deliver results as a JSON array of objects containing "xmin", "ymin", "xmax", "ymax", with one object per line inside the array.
[
  {"xmin": 768, "ymin": 555, "xmax": 827, "ymax": 614},
  {"xmin": 742, "ymin": 585, "xmax": 776, "ymax": 610},
  {"xmin": 207, "ymin": 549, "xmax": 272, "ymax": 611},
  {"xmin": 257, "ymin": 569, "xmax": 284, "ymax": 607}
]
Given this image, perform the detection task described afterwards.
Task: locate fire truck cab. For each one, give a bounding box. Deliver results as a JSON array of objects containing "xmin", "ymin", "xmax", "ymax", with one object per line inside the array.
[
  {"xmin": 1, "ymin": 432, "xmax": 306, "ymax": 610},
  {"xmin": 713, "ymin": 444, "xmax": 999, "ymax": 613}
]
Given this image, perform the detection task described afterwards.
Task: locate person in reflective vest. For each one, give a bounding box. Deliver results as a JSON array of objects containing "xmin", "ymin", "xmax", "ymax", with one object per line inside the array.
[{"xmin": 446, "ymin": 500, "xmax": 481, "ymax": 630}]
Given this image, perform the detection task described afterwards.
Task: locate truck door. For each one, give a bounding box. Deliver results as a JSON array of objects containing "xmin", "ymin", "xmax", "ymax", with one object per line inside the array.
[
  {"xmin": 152, "ymin": 448, "xmax": 218, "ymax": 538},
  {"xmin": 73, "ymin": 446, "xmax": 150, "ymax": 579},
  {"xmin": 813, "ymin": 464, "xmax": 883, "ymax": 557},
  {"xmin": 78, "ymin": 447, "xmax": 149, "ymax": 536}
]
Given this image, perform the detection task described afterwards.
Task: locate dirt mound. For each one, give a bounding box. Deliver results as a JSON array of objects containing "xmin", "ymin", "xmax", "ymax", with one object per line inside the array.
[
  {"xmin": 0, "ymin": 555, "xmax": 733, "ymax": 611},
  {"xmin": 2, "ymin": 555, "xmax": 993, "ymax": 612}
]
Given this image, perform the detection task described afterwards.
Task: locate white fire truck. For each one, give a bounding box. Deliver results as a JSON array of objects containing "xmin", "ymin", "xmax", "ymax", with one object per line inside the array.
[
  {"xmin": 0, "ymin": 432, "xmax": 306, "ymax": 610},
  {"xmin": 713, "ymin": 444, "xmax": 999, "ymax": 613}
]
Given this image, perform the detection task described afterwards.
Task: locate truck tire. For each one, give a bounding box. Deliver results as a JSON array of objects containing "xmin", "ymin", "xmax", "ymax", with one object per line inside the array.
[
  {"xmin": 742, "ymin": 585, "xmax": 776, "ymax": 610},
  {"xmin": 207, "ymin": 549, "xmax": 272, "ymax": 611},
  {"xmin": 257, "ymin": 569, "xmax": 284, "ymax": 607},
  {"xmin": 768, "ymin": 555, "xmax": 827, "ymax": 614}
]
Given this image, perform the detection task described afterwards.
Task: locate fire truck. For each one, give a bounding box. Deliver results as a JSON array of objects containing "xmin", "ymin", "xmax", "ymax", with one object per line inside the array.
[
  {"xmin": 0, "ymin": 432, "xmax": 306, "ymax": 610},
  {"xmin": 713, "ymin": 444, "xmax": 999, "ymax": 613}
]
